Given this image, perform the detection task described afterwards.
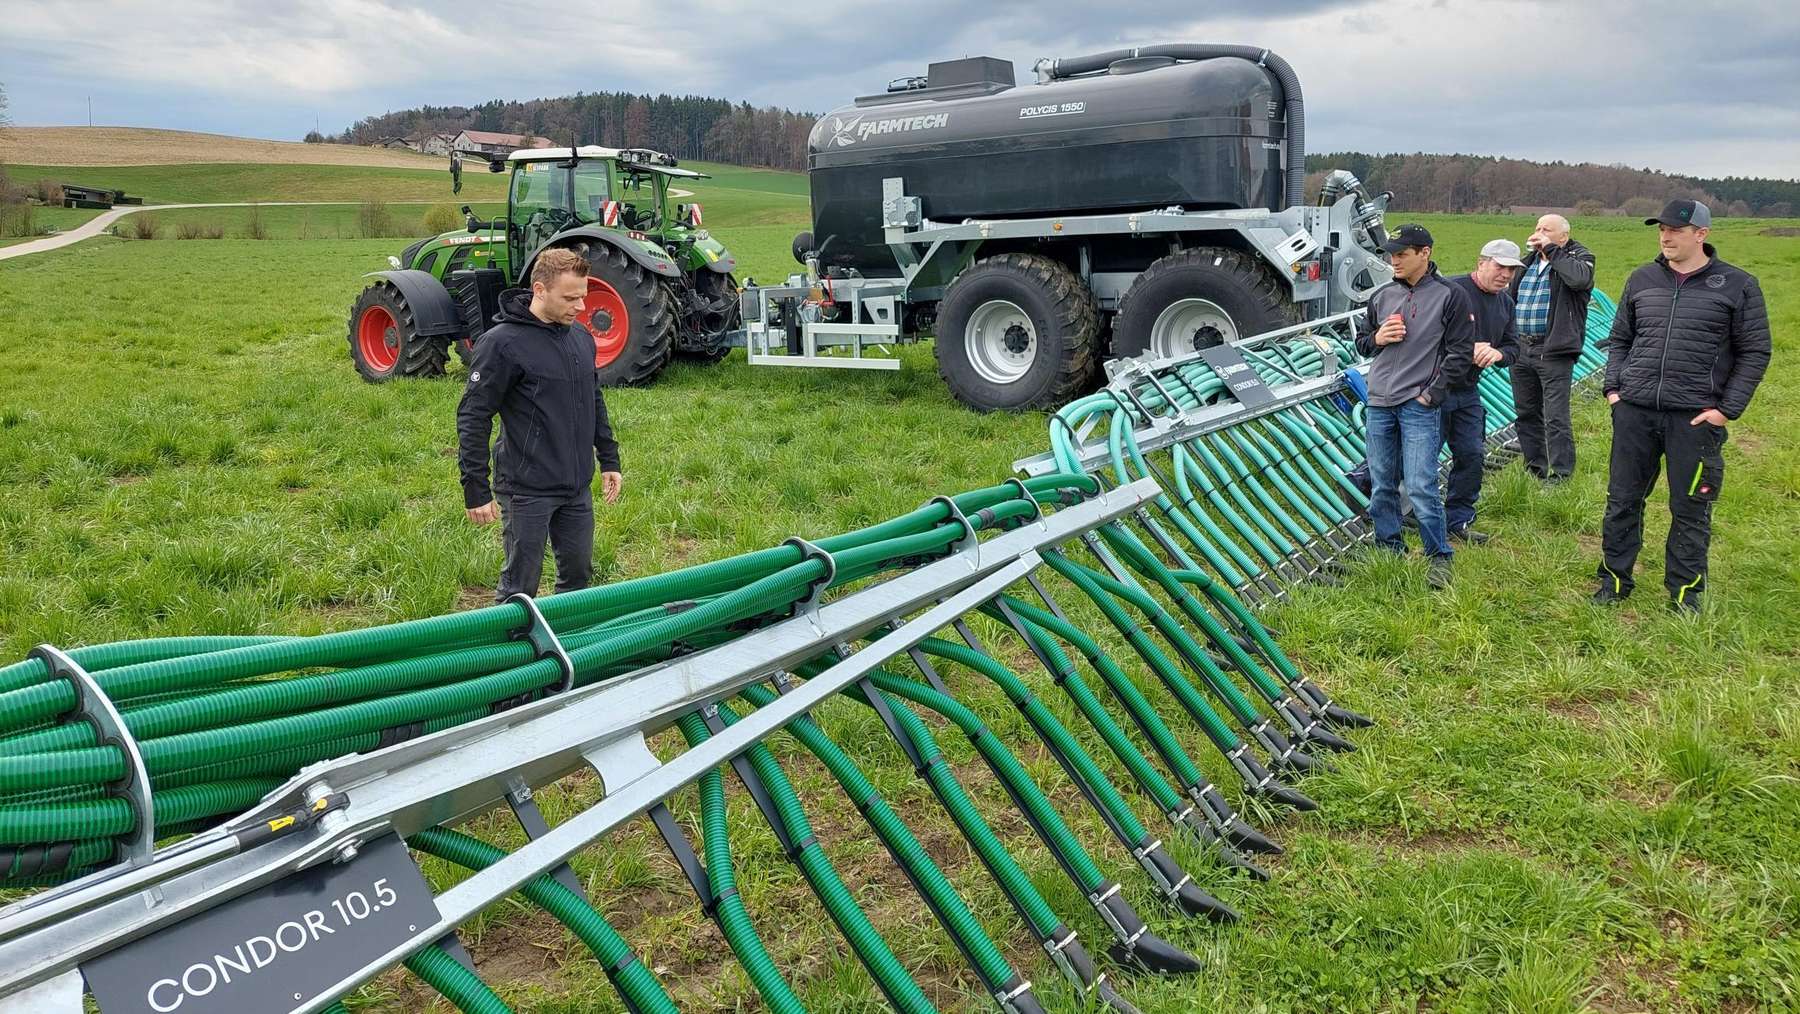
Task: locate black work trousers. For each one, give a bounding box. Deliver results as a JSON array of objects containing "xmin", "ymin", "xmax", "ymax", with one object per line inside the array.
[
  {"xmin": 496, "ymin": 489, "xmax": 595, "ymax": 602},
  {"xmin": 1510, "ymin": 342, "xmax": 1578, "ymax": 479},
  {"xmin": 1598, "ymin": 401, "xmax": 1725, "ymax": 603}
]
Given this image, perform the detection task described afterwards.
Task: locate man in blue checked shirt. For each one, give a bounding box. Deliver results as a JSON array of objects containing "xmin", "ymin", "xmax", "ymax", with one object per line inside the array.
[{"xmin": 1507, "ymin": 214, "xmax": 1595, "ymax": 482}]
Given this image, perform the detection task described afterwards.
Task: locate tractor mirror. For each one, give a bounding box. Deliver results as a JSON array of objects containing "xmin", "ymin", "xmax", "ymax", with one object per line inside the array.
[{"xmin": 487, "ymin": 160, "xmax": 505, "ymax": 173}]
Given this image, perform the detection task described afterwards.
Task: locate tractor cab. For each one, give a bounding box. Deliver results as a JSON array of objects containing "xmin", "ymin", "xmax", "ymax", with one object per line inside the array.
[{"xmin": 502, "ymin": 147, "xmax": 711, "ymax": 274}]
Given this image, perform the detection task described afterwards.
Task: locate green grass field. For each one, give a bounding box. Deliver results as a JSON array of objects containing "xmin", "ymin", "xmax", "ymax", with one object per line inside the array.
[{"xmin": 0, "ymin": 163, "xmax": 1796, "ymax": 1013}]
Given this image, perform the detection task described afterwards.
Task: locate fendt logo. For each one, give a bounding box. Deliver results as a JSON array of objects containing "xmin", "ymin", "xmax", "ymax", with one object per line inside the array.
[{"xmin": 828, "ymin": 112, "xmax": 950, "ymax": 147}]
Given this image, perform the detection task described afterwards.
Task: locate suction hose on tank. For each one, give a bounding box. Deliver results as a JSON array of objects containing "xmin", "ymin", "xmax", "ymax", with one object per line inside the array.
[{"xmin": 1038, "ymin": 44, "xmax": 1306, "ymax": 208}]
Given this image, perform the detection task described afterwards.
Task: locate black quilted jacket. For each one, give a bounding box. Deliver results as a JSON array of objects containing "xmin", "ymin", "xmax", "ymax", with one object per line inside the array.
[{"xmin": 1604, "ymin": 244, "xmax": 1771, "ymax": 419}]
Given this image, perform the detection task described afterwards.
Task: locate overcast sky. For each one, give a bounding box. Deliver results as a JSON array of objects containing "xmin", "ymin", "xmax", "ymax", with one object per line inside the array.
[{"xmin": 3, "ymin": 0, "xmax": 1797, "ymax": 179}]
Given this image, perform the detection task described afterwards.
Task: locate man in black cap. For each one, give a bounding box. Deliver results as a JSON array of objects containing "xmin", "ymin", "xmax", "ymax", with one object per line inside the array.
[
  {"xmin": 1594, "ymin": 199, "xmax": 1770, "ymax": 613},
  {"xmin": 1354, "ymin": 223, "xmax": 1476, "ymax": 589},
  {"xmin": 1507, "ymin": 213, "xmax": 1596, "ymax": 482}
]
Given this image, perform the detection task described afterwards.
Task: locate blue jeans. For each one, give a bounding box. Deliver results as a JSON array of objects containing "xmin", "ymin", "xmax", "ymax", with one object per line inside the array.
[
  {"xmin": 1367, "ymin": 400, "xmax": 1451, "ymax": 558},
  {"xmin": 1438, "ymin": 387, "xmax": 1487, "ymax": 531}
]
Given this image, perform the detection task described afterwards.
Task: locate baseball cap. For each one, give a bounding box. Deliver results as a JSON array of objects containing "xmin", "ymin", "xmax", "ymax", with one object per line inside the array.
[
  {"xmin": 1645, "ymin": 199, "xmax": 1711, "ymax": 229},
  {"xmin": 1479, "ymin": 238, "xmax": 1524, "ymax": 267},
  {"xmin": 1381, "ymin": 223, "xmax": 1433, "ymax": 253}
]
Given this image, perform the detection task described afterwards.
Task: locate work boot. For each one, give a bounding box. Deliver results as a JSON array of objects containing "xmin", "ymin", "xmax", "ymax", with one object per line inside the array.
[
  {"xmin": 1590, "ymin": 581, "xmax": 1630, "ymax": 605},
  {"xmin": 1426, "ymin": 556, "xmax": 1453, "ymax": 590},
  {"xmin": 1668, "ymin": 591, "xmax": 1702, "ymax": 615},
  {"xmin": 1448, "ymin": 524, "xmax": 1489, "ymax": 545}
]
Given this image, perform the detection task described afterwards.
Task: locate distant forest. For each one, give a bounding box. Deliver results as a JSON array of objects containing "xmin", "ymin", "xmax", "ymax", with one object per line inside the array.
[
  {"xmin": 1305, "ymin": 152, "xmax": 1799, "ymax": 218},
  {"xmin": 326, "ymin": 92, "xmax": 1799, "ymax": 216},
  {"xmin": 325, "ymin": 92, "xmax": 815, "ymax": 173}
]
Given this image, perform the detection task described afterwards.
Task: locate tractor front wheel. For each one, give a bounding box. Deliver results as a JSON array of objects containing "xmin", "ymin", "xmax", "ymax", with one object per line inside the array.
[
  {"xmin": 347, "ymin": 282, "xmax": 447, "ymax": 382},
  {"xmin": 580, "ymin": 245, "xmax": 675, "ymax": 386}
]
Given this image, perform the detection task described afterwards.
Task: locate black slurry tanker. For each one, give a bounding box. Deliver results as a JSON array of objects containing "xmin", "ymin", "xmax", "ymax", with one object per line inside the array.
[{"xmin": 736, "ymin": 43, "xmax": 1396, "ymax": 411}]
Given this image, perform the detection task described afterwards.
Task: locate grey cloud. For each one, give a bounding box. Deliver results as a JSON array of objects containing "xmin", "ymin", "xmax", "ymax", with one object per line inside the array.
[{"xmin": 1, "ymin": 0, "xmax": 1794, "ymax": 178}]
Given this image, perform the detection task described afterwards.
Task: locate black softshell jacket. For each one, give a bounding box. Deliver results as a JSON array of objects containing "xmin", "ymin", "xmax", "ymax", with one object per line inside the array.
[
  {"xmin": 458, "ymin": 289, "xmax": 620, "ymax": 508},
  {"xmin": 1604, "ymin": 245, "xmax": 1771, "ymax": 419}
]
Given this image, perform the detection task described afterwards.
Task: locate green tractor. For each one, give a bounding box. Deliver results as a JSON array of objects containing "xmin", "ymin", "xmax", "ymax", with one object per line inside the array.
[{"xmin": 347, "ymin": 146, "xmax": 740, "ymax": 386}]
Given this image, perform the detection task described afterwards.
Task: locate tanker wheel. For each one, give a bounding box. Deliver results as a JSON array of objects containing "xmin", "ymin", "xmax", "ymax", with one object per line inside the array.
[
  {"xmin": 1112, "ymin": 247, "xmax": 1302, "ymax": 361},
  {"xmin": 674, "ymin": 271, "xmax": 740, "ymax": 364},
  {"xmin": 935, "ymin": 253, "xmax": 1099, "ymax": 412},
  {"xmin": 579, "ymin": 244, "xmax": 674, "ymax": 386},
  {"xmin": 347, "ymin": 281, "xmax": 447, "ymax": 382}
]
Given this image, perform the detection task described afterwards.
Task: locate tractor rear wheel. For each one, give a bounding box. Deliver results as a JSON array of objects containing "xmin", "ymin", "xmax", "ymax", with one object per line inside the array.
[
  {"xmin": 348, "ymin": 281, "xmax": 447, "ymax": 382},
  {"xmin": 935, "ymin": 253, "xmax": 1099, "ymax": 412},
  {"xmin": 1112, "ymin": 247, "xmax": 1300, "ymax": 361},
  {"xmin": 580, "ymin": 244, "xmax": 674, "ymax": 386}
]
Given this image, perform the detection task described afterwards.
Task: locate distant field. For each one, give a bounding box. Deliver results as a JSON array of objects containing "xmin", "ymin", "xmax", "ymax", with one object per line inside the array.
[
  {"xmin": 1, "ymin": 158, "xmax": 806, "ymax": 225},
  {"xmin": 0, "ymin": 126, "xmax": 456, "ymax": 168}
]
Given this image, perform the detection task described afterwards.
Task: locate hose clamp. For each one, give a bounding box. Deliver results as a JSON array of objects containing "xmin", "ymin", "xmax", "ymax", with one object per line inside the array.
[
  {"xmin": 32, "ymin": 645, "xmax": 154, "ymax": 865},
  {"xmin": 505, "ymin": 593, "xmax": 576, "ymax": 694},
  {"xmin": 782, "ymin": 536, "xmax": 837, "ymax": 630},
  {"xmin": 926, "ymin": 495, "xmax": 980, "ymax": 569}
]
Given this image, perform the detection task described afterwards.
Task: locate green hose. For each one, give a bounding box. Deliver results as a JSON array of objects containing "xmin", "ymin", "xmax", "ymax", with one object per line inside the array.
[
  {"xmin": 404, "ymin": 941, "xmax": 514, "ymax": 1014},
  {"xmin": 408, "ymin": 827, "xmax": 678, "ymax": 1014},
  {"xmin": 708, "ymin": 701, "xmax": 938, "ymax": 1014},
  {"xmin": 735, "ymin": 682, "xmax": 1023, "ymax": 998},
  {"xmin": 673, "ymin": 712, "xmax": 807, "ymax": 1014}
]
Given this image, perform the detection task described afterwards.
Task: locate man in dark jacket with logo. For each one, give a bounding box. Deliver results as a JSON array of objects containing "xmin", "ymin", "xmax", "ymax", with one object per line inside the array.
[
  {"xmin": 1354, "ymin": 224, "xmax": 1476, "ymax": 589},
  {"xmin": 458, "ymin": 248, "xmax": 623, "ymax": 602},
  {"xmin": 1595, "ymin": 200, "xmax": 1770, "ymax": 613},
  {"xmin": 1441, "ymin": 239, "xmax": 1523, "ymax": 542},
  {"xmin": 1507, "ymin": 214, "xmax": 1596, "ymax": 481}
]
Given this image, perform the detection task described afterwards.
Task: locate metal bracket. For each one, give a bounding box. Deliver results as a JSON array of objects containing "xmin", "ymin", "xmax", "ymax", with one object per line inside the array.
[
  {"xmin": 927, "ymin": 495, "xmax": 980, "ymax": 567},
  {"xmin": 503, "ymin": 780, "xmax": 584, "ymax": 897},
  {"xmin": 504, "ymin": 593, "xmax": 576, "ymax": 694},
  {"xmin": 31, "ymin": 646, "xmax": 154, "ymax": 866},
  {"xmin": 781, "ymin": 536, "xmax": 837, "ymax": 629},
  {"xmin": 1001, "ymin": 478, "xmax": 1046, "ymax": 529}
]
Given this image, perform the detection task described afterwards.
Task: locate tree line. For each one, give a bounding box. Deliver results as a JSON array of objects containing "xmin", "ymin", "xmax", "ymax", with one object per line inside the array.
[
  {"xmin": 322, "ymin": 89, "xmax": 1798, "ymax": 215},
  {"xmin": 1306, "ymin": 151, "xmax": 1798, "ymax": 218},
  {"xmin": 322, "ymin": 92, "xmax": 816, "ymax": 171}
]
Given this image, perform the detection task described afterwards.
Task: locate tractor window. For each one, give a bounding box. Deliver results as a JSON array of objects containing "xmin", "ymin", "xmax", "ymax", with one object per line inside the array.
[
  {"xmin": 509, "ymin": 162, "xmax": 569, "ymax": 259},
  {"xmin": 572, "ymin": 164, "xmax": 612, "ymax": 223}
]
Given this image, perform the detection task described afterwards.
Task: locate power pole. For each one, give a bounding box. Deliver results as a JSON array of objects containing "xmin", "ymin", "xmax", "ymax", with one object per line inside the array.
[{"xmin": 87, "ymin": 96, "xmax": 92, "ymax": 127}]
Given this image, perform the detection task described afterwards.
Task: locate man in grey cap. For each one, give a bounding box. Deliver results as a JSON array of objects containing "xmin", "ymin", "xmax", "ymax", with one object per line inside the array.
[
  {"xmin": 1508, "ymin": 214, "xmax": 1596, "ymax": 482},
  {"xmin": 1439, "ymin": 239, "xmax": 1523, "ymax": 541},
  {"xmin": 1595, "ymin": 199, "xmax": 1770, "ymax": 613}
]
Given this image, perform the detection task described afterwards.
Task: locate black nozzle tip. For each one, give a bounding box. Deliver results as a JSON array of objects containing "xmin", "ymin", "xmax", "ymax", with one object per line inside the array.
[
  {"xmin": 1262, "ymin": 781, "xmax": 1319, "ymax": 811},
  {"xmin": 1175, "ymin": 881, "xmax": 1240, "ymax": 923},
  {"xmin": 1325, "ymin": 703, "xmax": 1376, "ymax": 728},
  {"xmin": 1226, "ymin": 821, "xmax": 1283, "ymax": 856},
  {"xmin": 1304, "ymin": 725, "xmax": 1358, "ymax": 753},
  {"xmin": 1108, "ymin": 933, "xmax": 1204, "ymax": 976}
]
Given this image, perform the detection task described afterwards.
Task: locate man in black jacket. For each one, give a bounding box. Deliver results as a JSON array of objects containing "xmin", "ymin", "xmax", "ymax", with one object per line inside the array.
[
  {"xmin": 1507, "ymin": 214, "xmax": 1596, "ymax": 481},
  {"xmin": 1595, "ymin": 200, "xmax": 1771, "ymax": 613},
  {"xmin": 458, "ymin": 248, "xmax": 623, "ymax": 602},
  {"xmin": 1441, "ymin": 239, "xmax": 1523, "ymax": 542}
]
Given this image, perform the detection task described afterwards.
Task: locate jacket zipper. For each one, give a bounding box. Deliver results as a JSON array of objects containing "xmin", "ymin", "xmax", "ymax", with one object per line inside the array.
[{"xmin": 1656, "ymin": 272, "xmax": 1685, "ymax": 411}]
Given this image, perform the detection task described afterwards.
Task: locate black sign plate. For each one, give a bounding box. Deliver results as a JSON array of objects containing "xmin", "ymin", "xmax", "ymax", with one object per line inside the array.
[
  {"xmin": 84, "ymin": 834, "xmax": 438, "ymax": 1014},
  {"xmin": 1197, "ymin": 343, "xmax": 1276, "ymax": 409}
]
